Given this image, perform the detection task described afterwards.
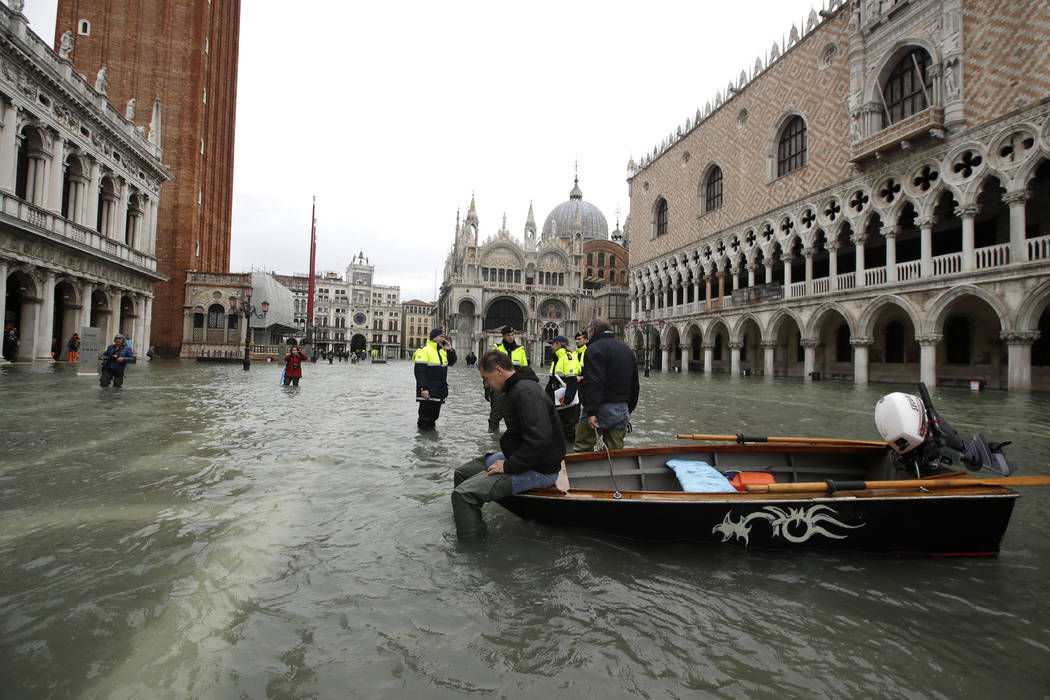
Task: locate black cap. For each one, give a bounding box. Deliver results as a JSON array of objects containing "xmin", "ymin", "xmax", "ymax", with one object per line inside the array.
[
  {"xmin": 430, "ymin": 328, "xmax": 445, "ymax": 339},
  {"xmin": 500, "ymin": 326, "xmax": 514, "ymax": 335},
  {"xmin": 575, "ymin": 330, "xmax": 587, "ymax": 340},
  {"xmin": 545, "ymin": 335, "xmax": 570, "ymax": 345}
]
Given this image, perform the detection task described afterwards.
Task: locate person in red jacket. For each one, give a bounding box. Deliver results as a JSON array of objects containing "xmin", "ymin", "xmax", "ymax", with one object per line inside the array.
[{"xmin": 283, "ymin": 346, "xmax": 308, "ymax": 386}]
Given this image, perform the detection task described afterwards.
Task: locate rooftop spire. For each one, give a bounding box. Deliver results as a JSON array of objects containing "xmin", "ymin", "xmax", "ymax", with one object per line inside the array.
[
  {"xmin": 569, "ymin": 176, "xmax": 583, "ymax": 201},
  {"xmin": 525, "ymin": 200, "xmax": 536, "ymax": 228}
]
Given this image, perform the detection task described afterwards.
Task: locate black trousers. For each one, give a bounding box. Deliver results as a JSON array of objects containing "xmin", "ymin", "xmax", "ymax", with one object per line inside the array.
[
  {"xmin": 556, "ymin": 404, "xmax": 580, "ymax": 443},
  {"xmin": 417, "ymin": 400, "xmax": 442, "ymax": 429},
  {"xmin": 100, "ymin": 367, "xmax": 125, "ymax": 387}
]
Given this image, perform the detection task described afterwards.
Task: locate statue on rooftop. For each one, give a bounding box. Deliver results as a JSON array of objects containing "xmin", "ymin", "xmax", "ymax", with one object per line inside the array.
[
  {"xmin": 59, "ymin": 31, "xmax": 74, "ymax": 60},
  {"xmin": 9, "ymin": 1, "xmax": 25, "ymax": 15},
  {"xmin": 94, "ymin": 66, "xmax": 107, "ymax": 94},
  {"xmin": 125, "ymin": 98, "xmax": 135, "ymax": 120}
]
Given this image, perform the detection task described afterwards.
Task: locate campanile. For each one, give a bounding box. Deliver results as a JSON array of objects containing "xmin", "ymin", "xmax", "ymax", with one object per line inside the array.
[{"xmin": 54, "ymin": 1, "xmax": 241, "ymax": 352}]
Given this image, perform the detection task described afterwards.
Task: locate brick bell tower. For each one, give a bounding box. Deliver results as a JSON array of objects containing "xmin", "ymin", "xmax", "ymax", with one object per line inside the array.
[{"xmin": 53, "ymin": 1, "xmax": 242, "ymax": 353}]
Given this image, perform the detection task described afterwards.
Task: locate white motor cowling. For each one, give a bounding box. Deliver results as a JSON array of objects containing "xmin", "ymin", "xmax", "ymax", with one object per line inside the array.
[{"xmin": 874, "ymin": 392, "xmax": 928, "ymax": 454}]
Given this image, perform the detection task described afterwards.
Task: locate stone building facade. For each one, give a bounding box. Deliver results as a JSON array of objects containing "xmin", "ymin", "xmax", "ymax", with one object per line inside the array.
[
  {"xmin": 627, "ymin": 0, "xmax": 1050, "ymax": 391},
  {"xmin": 436, "ymin": 182, "xmax": 630, "ymax": 367},
  {"xmin": 0, "ymin": 5, "xmax": 169, "ymax": 361},
  {"xmin": 402, "ymin": 299, "xmax": 435, "ymax": 357},
  {"xmin": 54, "ymin": 0, "xmax": 241, "ymax": 353}
]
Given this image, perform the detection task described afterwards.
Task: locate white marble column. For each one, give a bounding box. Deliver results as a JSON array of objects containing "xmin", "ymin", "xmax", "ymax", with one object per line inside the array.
[
  {"xmin": 132, "ymin": 294, "xmax": 145, "ymax": 351},
  {"xmin": 827, "ymin": 242, "xmax": 839, "ymax": 282},
  {"xmin": 764, "ymin": 261, "xmax": 773, "ymax": 284},
  {"xmin": 1004, "ymin": 192, "xmax": 1028, "ymax": 263},
  {"xmin": 703, "ymin": 343, "xmax": 714, "ymax": 375},
  {"xmin": 680, "ymin": 343, "xmax": 691, "ymax": 374},
  {"xmin": 730, "ymin": 342, "xmax": 741, "ymax": 375},
  {"xmin": 852, "ymin": 232, "xmax": 867, "ymax": 287},
  {"xmin": 18, "ymin": 297, "xmax": 39, "ymax": 361},
  {"xmin": 762, "ymin": 341, "xmax": 776, "ymax": 378},
  {"xmin": 661, "ymin": 346, "xmax": 670, "ymax": 373},
  {"xmin": 86, "ymin": 162, "xmax": 101, "ymax": 232},
  {"xmin": 79, "ymin": 280, "xmax": 93, "ymax": 330},
  {"xmin": 0, "ymin": 100, "xmax": 18, "ymax": 193},
  {"xmin": 955, "ymin": 205, "xmax": 977, "ymax": 271},
  {"xmin": 1002, "ymin": 330, "xmax": 1039, "ymax": 392},
  {"xmin": 802, "ymin": 248, "xmax": 814, "ymax": 295},
  {"xmin": 851, "ymin": 336, "xmax": 873, "ymax": 385},
  {"xmin": 36, "ymin": 270, "xmax": 55, "ymax": 359},
  {"xmin": 917, "ymin": 216, "xmax": 935, "ymax": 277},
  {"xmin": 704, "ymin": 275, "xmax": 713, "ymax": 310},
  {"xmin": 746, "ymin": 262, "xmax": 756, "ymax": 288},
  {"xmin": 46, "ymin": 133, "xmax": 64, "ymax": 213},
  {"xmin": 882, "ymin": 226, "xmax": 898, "ymax": 282},
  {"xmin": 802, "ymin": 338, "xmax": 819, "ymax": 380},
  {"xmin": 917, "ymin": 334, "xmax": 941, "ymax": 388},
  {"xmin": 783, "ymin": 253, "xmax": 794, "ymax": 297}
]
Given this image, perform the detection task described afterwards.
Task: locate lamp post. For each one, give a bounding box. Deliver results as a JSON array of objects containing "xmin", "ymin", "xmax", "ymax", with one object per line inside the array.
[{"xmin": 229, "ymin": 286, "xmax": 269, "ymax": 370}]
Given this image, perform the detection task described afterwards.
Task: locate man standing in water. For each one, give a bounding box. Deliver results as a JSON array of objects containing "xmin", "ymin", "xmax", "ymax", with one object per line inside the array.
[
  {"xmin": 487, "ymin": 325, "xmax": 528, "ymax": 431},
  {"xmin": 414, "ymin": 328, "xmax": 456, "ymax": 430},
  {"xmin": 573, "ymin": 319, "xmax": 639, "ymax": 452},
  {"xmin": 452, "ymin": 351, "xmax": 564, "ymax": 538},
  {"xmin": 99, "ymin": 333, "xmax": 136, "ymax": 387}
]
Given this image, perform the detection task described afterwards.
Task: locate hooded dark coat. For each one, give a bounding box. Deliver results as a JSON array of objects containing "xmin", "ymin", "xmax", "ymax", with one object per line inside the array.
[{"xmin": 499, "ymin": 366, "xmax": 565, "ymax": 475}]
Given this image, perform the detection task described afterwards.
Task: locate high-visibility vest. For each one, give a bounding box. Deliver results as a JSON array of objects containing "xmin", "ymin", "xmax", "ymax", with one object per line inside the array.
[
  {"xmin": 494, "ymin": 342, "xmax": 528, "ymax": 367},
  {"xmin": 413, "ymin": 339, "xmax": 449, "ymax": 367},
  {"xmin": 575, "ymin": 343, "xmax": 587, "ymax": 368},
  {"xmin": 548, "ymin": 347, "xmax": 580, "ymax": 379}
]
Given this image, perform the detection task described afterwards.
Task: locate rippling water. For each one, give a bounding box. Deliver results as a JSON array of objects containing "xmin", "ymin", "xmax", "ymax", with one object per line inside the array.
[{"xmin": 2, "ymin": 360, "xmax": 1049, "ymax": 698}]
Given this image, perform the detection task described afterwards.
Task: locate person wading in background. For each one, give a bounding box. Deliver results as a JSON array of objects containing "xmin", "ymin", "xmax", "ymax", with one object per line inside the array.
[
  {"xmin": 99, "ymin": 333, "xmax": 136, "ymax": 388},
  {"xmin": 486, "ymin": 325, "xmax": 528, "ymax": 431},
  {"xmin": 283, "ymin": 346, "xmax": 308, "ymax": 386},
  {"xmin": 413, "ymin": 328, "xmax": 457, "ymax": 430}
]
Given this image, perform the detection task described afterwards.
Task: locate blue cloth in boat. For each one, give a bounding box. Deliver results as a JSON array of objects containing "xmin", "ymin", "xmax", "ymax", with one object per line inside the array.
[{"xmin": 666, "ymin": 460, "xmax": 736, "ymax": 492}]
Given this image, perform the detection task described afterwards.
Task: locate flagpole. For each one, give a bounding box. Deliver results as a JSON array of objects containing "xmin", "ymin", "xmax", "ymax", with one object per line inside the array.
[{"xmin": 306, "ymin": 196, "xmax": 317, "ymax": 354}]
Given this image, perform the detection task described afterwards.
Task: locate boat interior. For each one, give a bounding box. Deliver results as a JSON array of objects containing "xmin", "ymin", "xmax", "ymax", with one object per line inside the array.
[{"xmin": 562, "ymin": 444, "xmax": 900, "ymax": 493}]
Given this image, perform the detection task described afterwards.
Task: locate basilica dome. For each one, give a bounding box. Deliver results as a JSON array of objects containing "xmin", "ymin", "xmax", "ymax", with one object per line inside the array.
[{"xmin": 541, "ymin": 178, "xmax": 609, "ymax": 241}]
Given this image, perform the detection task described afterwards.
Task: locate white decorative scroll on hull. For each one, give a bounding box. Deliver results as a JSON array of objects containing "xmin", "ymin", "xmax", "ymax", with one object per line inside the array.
[{"xmin": 713, "ymin": 504, "xmax": 865, "ymax": 546}]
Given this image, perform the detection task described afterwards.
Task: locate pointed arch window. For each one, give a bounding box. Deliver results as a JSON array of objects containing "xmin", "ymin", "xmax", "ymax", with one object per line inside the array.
[
  {"xmin": 654, "ymin": 198, "xmax": 669, "ymax": 237},
  {"xmin": 704, "ymin": 166, "xmax": 723, "ymax": 212},
  {"xmin": 777, "ymin": 116, "xmax": 807, "ymax": 177},
  {"xmin": 884, "ymin": 48, "xmax": 932, "ymax": 124}
]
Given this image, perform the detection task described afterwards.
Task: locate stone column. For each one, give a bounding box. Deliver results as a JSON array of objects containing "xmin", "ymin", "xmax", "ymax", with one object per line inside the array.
[
  {"xmin": 693, "ymin": 275, "xmax": 702, "ymax": 304},
  {"xmin": 47, "ymin": 132, "xmax": 65, "ymax": 213},
  {"xmin": 1002, "ymin": 330, "xmax": 1039, "ymax": 392},
  {"xmin": 764, "ymin": 261, "xmax": 773, "ymax": 284},
  {"xmin": 782, "ymin": 253, "xmax": 794, "ymax": 297},
  {"xmin": 955, "ymin": 205, "xmax": 977, "ymax": 271},
  {"xmin": 729, "ymin": 342, "xmax": 741, "ymax": 376},
  {"xmin": 827, "ymin": 241, "xmax": 839, "ymax": 283},
  {"xmin": 0, "ymin": 261, "xmax": 6, "ymax": 359},
  {"xmin": 704, "ymin": 274, "xmax": 713, "ymax": 310},
  {"xmin": 0, "ymin": 100, "xmax": 18, "ymax": 193},
  {"xmin": 86, "ymin": 162, "xmax": 101, "ymax": 232},
  {"xmin": 1004, "ymin": 191, "xmax": 1028, "ymax": 263},
  {"xmin": 802, "ymin": 338, "xmax": 819, "ymax": 380},
  {"xmin": 717, "ymin": 271, "xmax": 725, "ymax": 301},
  {"xmin": 661, "ymin": 346, "xmax": 671, "ymax": 373},
  {"xmin": 680, "ymin": 343, "xmax": 691, "ymax": 374},
  {"xmin": 762, "ymin": 340, "xmax": 776, "ymax": 378},
  {"xmin": 916, "ymin": 334, "xmax": 941, "ymax": 388},
  {"xmin": 917, "ymin": 216, "xmax": 935, "ymax": 277},
  {"xmin": 852, "ymin": 232, "xmax": 867, "ymax": 287},
  {"xmin": 79, "ymin": 280, "xmax": 93, "ymax": 330},
  {"xmin": 746, "ymin": 262, "xmax": 756, "ymax": 288},
  {"xmin": 18, "ymin": 297, "xmax": 40, "ymax": 361},
  {"xmin": 851, "ymin": 336, "xmax": 874, "ymax": 385},
  {"xmin": 36, "ymin": 270, "xmax": 56, "ymax": 360},
  {"xmin": 132, "ymin": 294, "xmax": 145, "ymax": 351},
  {"xmin": 881, "ymin": 226, "xmax": 898, "ymax": 282},
  {"xmin": 703, "ymin": 342, "xmax": 714, "ymax": 375},
  {"xmin": 802, "ymin": 247, "xmax": 814, "ymax": 295}
]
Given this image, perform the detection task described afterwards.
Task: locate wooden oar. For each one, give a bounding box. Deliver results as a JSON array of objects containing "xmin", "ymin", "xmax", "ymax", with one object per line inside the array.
[
  {"xmin": 677, "ymin": 433, "xmax": 887, "ymax": 448},
  {"xmin": 745, "ymin": 475, "xmax": 1050, "ymax": 494}
]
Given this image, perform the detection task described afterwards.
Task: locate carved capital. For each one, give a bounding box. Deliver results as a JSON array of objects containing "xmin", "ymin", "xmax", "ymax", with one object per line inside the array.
[
  {"xmin": 728, "ymin": 342, "xmax": 743, "ymax": 350},
  {"xmin": 915, "ymin": 215, "xmax": 937, "ymax": 229},
  {"xmin": 760, "ymin": 340, "xmax": 777, "ymax": 349},
  {"xmin": 850, "ymin": 232, "xmax": 868, "ymax": 245},
  {"xmin": 1003, "ymin": 191, "xmax": 1029, "ymax": 206},
  {"xmin": 801, "ymin": 338, "xmax": 820, "ymax": 349},
  {"xmin": 1000, "ymin": 330, "xmax": 1040, "ymax": 345},
  {"xmin": 954, "ymin": 204, "xmax": 979, "ymax": 219},
  {"xmin": 701, "ymin": 342, "xmax": 717, "ymax": 350},
  {"xmin": 915, "ymin": 334, "xmax": 942, "ymax": 346},
  {"xmin": 801, "ymin": 247, "xmax": 816, "ymax": 258},
  {"xmin": 782, "ymin": 252, "xmax": 796, "ymax": 264},
  {"xmin": 850, "ymin": 336, "xmax": 875, "ymax": 347},
  {"xmin": 880, "ymin": 225, "xmax": 900, "ymax": 238}
]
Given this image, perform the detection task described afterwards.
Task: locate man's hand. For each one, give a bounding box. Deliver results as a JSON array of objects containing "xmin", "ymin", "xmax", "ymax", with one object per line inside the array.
[
  {"xmin": 487, "ymin": 459, "xmax": 505, "ymax": 474},
  {"xmin": 421, "ymin": 389, "xmax": 430, "ymax": 399},
  {"xmin": 116, "ymin": 356, "xmax": 124, "ymax": 363},
  {"xmin": 587, "ymin": 415, "xmax": 599, "ymax": 430}
]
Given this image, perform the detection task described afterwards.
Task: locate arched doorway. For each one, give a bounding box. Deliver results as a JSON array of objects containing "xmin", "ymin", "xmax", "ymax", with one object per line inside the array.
[
  {"xmin": 483, "ymin": 297, "xmax": 525, "ymax": 332},
  {"xmin": 349, "ymin": 333, "xmax": 366, "ymax": 353},
  {"xmin": 4, "ymin": 270, "xmax": 35, "ymax": 361},
  {"xmin": 53, "ymin": 280, "xmax": 79, "ymax": 360}
]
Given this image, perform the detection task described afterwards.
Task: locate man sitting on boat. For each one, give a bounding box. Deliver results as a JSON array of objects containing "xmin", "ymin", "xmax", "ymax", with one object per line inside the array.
[{"xmin": 451, "ymin": 350, "xmax": 565, "ymax": 538}]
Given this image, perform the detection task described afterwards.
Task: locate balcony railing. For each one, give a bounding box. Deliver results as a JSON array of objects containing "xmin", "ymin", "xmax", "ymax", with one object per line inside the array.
[
  {"xmin": 1028, "ymin": 235, "xmax": 1050, "ymax": 262},
  {"xmin": 932, "ymin": 252, "xmax": 962, "ymax": 276},
  {"xmin": 835, "ymin": 272, "xmax": 855, "ymax": 291},
  {"xmin": 897, "ymin": 260, "xmax": 921, "ymax": 281},
  {"xmin": 865, "ymin": 267, "xmax": 886, "ymax": 286}
]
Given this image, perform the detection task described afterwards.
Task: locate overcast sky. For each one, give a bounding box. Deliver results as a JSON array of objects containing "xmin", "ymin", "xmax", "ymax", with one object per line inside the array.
[{"xmin": 26, "ymin": 0, "xmax": 826, "ymax": 302}]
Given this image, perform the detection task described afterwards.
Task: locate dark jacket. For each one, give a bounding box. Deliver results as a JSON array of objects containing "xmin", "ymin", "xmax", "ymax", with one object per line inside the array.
[
  {"xmin": 578, "ymin": 331, "xmax": 640, "ymax": 416},
  {"xmin": 100, "ymin": 342, "xmax": 136, "ymax": 372},
  {"xmin": 500, "ymin": 366, "xmax": 565, "ymax": 475},
  {"xmin": 413, "ymin": 340, "xmax": 457, "ymax": 400}
]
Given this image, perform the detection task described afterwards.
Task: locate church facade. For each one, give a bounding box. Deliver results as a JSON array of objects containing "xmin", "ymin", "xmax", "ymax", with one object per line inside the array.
[
  {"xmin": 627, "ymin": 0, "xmax": 1050, "ymax": 391},
  {"xmin": 435, "ymin": 180, "xmax": 629, "ymax": 366}
]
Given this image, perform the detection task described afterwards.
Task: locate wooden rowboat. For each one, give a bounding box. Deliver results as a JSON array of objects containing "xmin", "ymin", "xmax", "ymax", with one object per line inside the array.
[{"xmin": 498, "ymin": 443, "xmax": 1025, "ymax": 556}]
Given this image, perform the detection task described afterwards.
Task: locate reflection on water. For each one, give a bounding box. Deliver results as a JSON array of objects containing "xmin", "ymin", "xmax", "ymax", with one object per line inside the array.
[{"xmin": 2, "ymin": 360, "xmax": 1049, "ymax": 697}]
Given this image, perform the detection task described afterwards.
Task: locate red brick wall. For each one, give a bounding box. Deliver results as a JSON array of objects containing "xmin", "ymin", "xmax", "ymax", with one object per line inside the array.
[
  {"xmin": 629, "ymin": 11, "xmax": 852, "ymax": 266},
  {"xmin": 963, "ymin": 0, "xmax": 1050, "ymax": 126},
  {"xmin": 54, "ymin": 0, "xmax": 241, "ymax": 351}
]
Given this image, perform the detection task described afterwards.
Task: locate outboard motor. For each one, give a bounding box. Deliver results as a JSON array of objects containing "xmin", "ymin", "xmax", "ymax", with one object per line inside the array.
[{"xmin": 874, "ymin": 383, "xmax": 1015, "ymax": 476}]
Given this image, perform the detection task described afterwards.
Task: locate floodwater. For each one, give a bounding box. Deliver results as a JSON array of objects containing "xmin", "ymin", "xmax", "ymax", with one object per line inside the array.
[{"xmin": 2, "ymin": 359, "xmax": 1049, "ymax": 699}]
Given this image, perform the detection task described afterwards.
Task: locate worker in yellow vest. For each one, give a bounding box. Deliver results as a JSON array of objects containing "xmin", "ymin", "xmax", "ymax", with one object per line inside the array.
[
  {"xmin": 544, "ymin": 335, "xmax": 581, "ymax": 442},
  {"xmin": 413, "ymin": 328, "xmax": 457, "ymax": 429},
  {"xmin": 573, "ymin": 330, "xmax": 588, "ymax": 369},
  {"xmin": 488, "ymin": 325, "xmax": 528, "ymax": 431}
]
